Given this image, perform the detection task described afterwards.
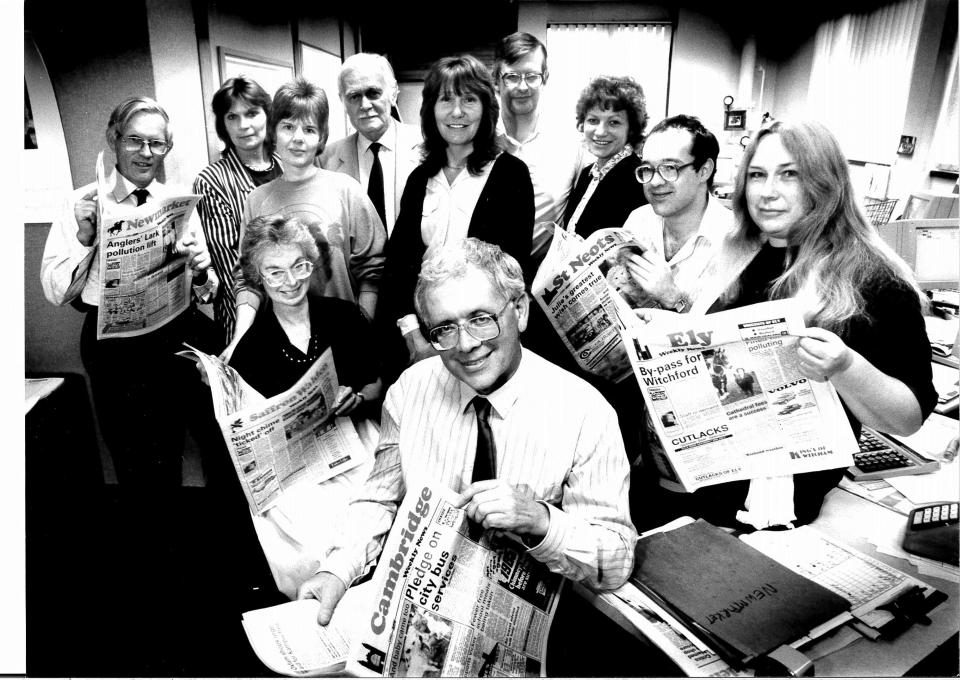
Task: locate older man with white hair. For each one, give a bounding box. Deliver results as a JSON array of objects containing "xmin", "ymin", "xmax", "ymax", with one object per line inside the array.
[
  {"xmin": 320, "ymin": 52, "xmax": 422, "ymax": 236},
  {"xmin": 295, "ymin": 238, "xmax": 637, "ymax": 627}
]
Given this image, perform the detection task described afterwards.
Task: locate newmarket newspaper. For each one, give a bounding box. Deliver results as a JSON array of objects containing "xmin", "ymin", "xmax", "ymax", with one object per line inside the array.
[{"xmin": 94, "ymin": 152, "xmax": 200, "ymax": 339}]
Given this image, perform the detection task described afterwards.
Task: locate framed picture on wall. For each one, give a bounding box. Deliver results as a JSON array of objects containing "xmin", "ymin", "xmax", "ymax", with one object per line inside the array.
[
  {"xmin": 724, "ymin": 109, "xmax": 746, "ymax": 131},
  {"xmin": 897, "ymin": 135, "xmax": 917, "ymax": 156},
  {"xmin": 217, "ymin": 47, "xmax": 294, "ymax": 99}
]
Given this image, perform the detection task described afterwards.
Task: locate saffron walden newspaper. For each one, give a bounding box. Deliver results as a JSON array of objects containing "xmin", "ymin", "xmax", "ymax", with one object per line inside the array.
[
  {"xmin": 345, "ymin": 483, "xmax": 563, "ymax": 678},
  {"xmin": 532, "ymin": 226, "xmax": 653, "ymax": 383},
  {"xmin": 95, "ymin": 152, "xmax": 201, "ymax": 339},
  {"xmin": 180, "ymin": 346, "xmax": 368, "ymax": 514},
  {"xmin": 620, "ymin": 299, "xmax": 858, "ymax": 491}
]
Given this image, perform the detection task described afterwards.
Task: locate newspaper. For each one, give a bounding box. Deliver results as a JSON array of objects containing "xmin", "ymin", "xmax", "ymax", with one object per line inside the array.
[
  {"xmin": 241, "ymin": 581, "xmax": 375, "ymax": 677},
  {"xmin": 532, "ymin": 227, "xmax": 654, "ymax": 383},
  {"xmin": 345, "ymin": 483, "xmax": 563, "ymax": 677},
  {"xmin": 94, "ymin": 152, "xmax": 201, "ymax": 339},
  {"xmin": 621, "ymin": 299, "xmax": 858, "ymax": 491},
  {"xmin": 180, "ymin": 346, "xmax": 368, "ymax": 514}
]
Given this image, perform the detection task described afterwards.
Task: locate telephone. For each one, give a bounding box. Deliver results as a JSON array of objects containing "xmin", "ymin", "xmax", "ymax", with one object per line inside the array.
[{"xmin": 903, "ymin": 502, "xmax": 959, "ymax": 565}]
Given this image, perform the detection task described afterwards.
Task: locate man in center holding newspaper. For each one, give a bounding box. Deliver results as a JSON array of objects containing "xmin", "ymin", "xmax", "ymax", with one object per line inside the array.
[{"xmin": 299, "ymin": 238, "xmax": 637, "ymax": 623}]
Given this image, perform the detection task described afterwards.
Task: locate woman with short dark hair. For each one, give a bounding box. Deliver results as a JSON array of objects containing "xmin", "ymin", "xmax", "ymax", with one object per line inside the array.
[
  {"xmin": 194, "ymin": 76, "xmax": 281, "ymax": 343},
  {"xmin": 378, "ymin": 55, "xmax": 534, "ymax": 379},
  {"xmin": 563, "ymin": 75, "xmax": 648, "ymax": 237},
  {"xmin": 223, "ymin": 77, "xmax": 386, "ymax": 362}
]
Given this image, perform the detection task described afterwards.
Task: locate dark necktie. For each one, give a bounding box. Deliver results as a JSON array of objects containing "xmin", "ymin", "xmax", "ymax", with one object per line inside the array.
[
  {"xmin": 471, "ymin": 397, "xmax": 497, "ymax": 483},
  {"xmin": 367, "ymin": 142, "xmax": 387, "ymax": 228},
  {"xmin": 132, "ymin": 188, "xmax": 149, "ymax": 206}
]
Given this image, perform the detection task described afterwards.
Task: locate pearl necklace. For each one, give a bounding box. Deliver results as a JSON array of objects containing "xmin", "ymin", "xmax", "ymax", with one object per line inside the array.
[
  {"xmin": 243, "ymin": 157, "xmax": 275, "ymax": 173},
  {"xmin": 280, "ymin": 332, "xmax": 319, "ymax": 364}
]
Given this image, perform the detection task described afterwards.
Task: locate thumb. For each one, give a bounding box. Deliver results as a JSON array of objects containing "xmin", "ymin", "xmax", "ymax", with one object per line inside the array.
[
  {"xmin": 81, "ymin": 188, "xmax": 98, "ymax": 201},
  {"xmin": 316, "ymin": 594, "xmax": 337, "ymax": 626}
]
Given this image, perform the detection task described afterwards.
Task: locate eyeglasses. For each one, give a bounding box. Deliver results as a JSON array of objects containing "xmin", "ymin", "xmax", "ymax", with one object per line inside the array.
[
  {"xmin": 427, "ymin": 298, "xmax": 516, "ymax": 351},
  {"xmin": 120, "ymin": 135, "xmax": 170, "ymax": 156},
  {"xmin": 260, "ymin": 260, "xmax": 314, "ymax": 287},
  {"xmin": 500, "ymin": 72, "xmax": 544, "ymax": 88},
  {"xmin": 635, "ymin": 161, "xmax": 696, "ymax": 184}
]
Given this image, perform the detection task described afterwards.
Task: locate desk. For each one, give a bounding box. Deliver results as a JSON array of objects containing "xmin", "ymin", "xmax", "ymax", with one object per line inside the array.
[{"xmin": 577, "ymin": 487, "xmax": 959, "ymax": 676}]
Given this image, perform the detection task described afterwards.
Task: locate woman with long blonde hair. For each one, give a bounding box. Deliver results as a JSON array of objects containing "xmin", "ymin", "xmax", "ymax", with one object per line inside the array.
[{"xmin": 678, "ymin": 119, "xmax": 937, "ymax": 529}]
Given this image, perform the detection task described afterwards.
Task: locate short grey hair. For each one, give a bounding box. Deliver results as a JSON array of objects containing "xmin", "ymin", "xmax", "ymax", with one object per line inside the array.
[
  {"xmin": 414, "ymin": 238, "xmax": 526, "ymax": 321},
  {"xmin": 239, "ymin": 214, "xmax": 327, "ymax": 289},
  {"xmin": 338, "ymin": 53, "xmax": 398, "ymax": 98},
  {"xmin": 106, "ymin": 96, "xmax": 172, "ymax": 148}
]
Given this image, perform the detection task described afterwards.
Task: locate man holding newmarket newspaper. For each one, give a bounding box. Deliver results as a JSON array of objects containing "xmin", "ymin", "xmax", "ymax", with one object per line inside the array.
[{"xmin": 298, "ymin": 238, "xmax": 637, "ymax": 625}]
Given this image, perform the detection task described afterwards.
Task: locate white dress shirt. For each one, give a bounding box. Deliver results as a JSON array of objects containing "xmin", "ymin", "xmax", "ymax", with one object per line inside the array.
[
  {"xmin": 420, "ymin": 162, "xmax": 495, "ymax": 255},
  {"xmin": 41, "ymin": 170, "xmax": 216, "ymax": 306},
  {"xmin": 358, "ymin": 123, "xmax": 398, "ymax": 235},
  {"xmin": 321, "ymin": 348, "xmax": 638, "ymax": 592}
]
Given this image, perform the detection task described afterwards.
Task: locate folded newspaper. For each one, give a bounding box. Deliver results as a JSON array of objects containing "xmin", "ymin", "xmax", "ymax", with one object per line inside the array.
[
  {"xmin": 346, "ymin": 483, "xmax": 563, "ymax": 677},
  {"xmin": 620, "ymin": 298, "xmax": 859, "ymax": 491},
  {"xmin": 532, "ymin": 226, "xmax": 655, "ymax": 383},
  {"xmin": 95, "ymin": 152, "xmax": 201, "ymax": 339},
  {"xmin": 241, "ymin": 581, "xmax": 375, "ymax": 676},
  {"xmin": 240, "ymin": 482, "xmax": 563, "ymax": 677},
  {"xmin": 180, "ymin": 346, "xmax": 368, "ymax": 514}
]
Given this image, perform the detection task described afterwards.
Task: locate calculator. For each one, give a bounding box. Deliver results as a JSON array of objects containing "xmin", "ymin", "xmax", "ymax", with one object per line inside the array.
[
  {"xmin": 847, "ymin": 427, "xmax": 941, "ymax": 481},
  {"xmin": 903, "ymin": 502, "xmax": 959, "ymax": 564}
]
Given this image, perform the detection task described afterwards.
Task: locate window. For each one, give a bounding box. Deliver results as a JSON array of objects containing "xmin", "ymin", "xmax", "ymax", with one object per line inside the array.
[
  {"xmin": 807, "ymin": 0, "xmax": 925, "ymax": 162},
  {"xmin": 930, "ymin": 39, "xmax": 958, "ymax": 173},
  {"xmin": 545, "ymin": 23, "xmax": 673, "ymax": 135}
]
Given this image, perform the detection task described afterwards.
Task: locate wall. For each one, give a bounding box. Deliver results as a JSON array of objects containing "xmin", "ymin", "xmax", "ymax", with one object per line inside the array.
[{"xmin": 888, "ymin": 0, "xmax": 957, "ymax": 200}]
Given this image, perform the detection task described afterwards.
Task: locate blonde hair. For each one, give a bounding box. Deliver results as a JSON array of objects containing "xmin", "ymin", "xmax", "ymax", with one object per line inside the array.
[{"xmin": 732, "ymin": 119, "xmax": 926, "ymax": 331}]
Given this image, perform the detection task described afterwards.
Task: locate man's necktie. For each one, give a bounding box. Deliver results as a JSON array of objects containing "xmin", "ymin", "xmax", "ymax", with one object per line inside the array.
[
  {"xmin": 367, "ymin": 142, "xmax": 387, "ymax": 228},
  {"xmin": 132, "ymin": 188, "xmax": 149, "ymax": 206},
  {"xmin": 471, "ymin": 397, "xmax": 497, "ymax": 483}
]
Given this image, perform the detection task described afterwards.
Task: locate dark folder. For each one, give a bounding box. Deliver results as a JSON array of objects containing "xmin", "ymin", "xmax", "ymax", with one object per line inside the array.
[{"xmin": 631, "ymin": 520, "xmax": 851, "ymax": 668}]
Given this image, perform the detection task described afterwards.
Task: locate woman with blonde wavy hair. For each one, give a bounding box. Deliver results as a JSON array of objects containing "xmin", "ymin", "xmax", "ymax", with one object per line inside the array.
[{"xmin": 674, "ymin": 119, "xmax": 937, "ymax": 530}]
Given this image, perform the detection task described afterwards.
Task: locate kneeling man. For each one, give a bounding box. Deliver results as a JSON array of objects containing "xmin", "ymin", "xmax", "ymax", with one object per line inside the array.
[{"xmin": 301, "ymin": 238, "xmax": 637, "ymax": 622}]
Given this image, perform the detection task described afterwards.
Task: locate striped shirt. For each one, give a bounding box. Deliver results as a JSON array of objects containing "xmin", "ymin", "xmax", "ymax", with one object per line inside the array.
[
  {"xmin": 192, "ymin": 148, "xmax": 281, "ymax": 342},
  {"xmin": 322, "ymin": 348, "xmax": 638, "ymax": 591}
]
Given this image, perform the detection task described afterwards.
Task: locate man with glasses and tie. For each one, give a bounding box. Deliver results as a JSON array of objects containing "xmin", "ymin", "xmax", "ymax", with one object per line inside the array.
[
  {"xmin": 41, "ymin": 96, "xmax": 218, "ymax": 492},
  {"xmin": 494, "ymin": 32, "xmax": 587, "ymax": 262},
  {"xmin": 295, "ymin": 238, "xmax": 636, "ymax": 626},
  {"xmin": 320, "ymin": 53, "xmax": 422, "ymax": 237},
  {"xmin": 619, "ymin": 114, "xmax": 732, "ymax": 314}
]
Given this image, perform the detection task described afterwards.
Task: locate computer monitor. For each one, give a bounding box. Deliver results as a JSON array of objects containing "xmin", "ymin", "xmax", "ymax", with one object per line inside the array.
[
  {"xmin": 878, "ymin": 219, "xmax": 960, "ymax": 290},
  {"xmin": 901, "ymin": 190, "xmax": 959, "ymax": 220}
]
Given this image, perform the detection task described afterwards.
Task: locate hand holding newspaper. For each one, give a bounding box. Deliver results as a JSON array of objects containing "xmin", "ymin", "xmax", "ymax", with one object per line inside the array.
[
  {"xmin": 531, "ymin": 226, "xmax": 655, "ymax": 383},
  {"xmin": 621, "ymin": 298, "xmax": 858, "ymax": 491},
  {"xmin": 345, "ymin": 482, "xmax": 563, "ymax": 677},
  {"xmin": 94, "ymin": 152, "xmax": 201, "ymax": 339},
  {"xmin": 179, "ymin": 345, "xmax": 368, "ymax": 514}
]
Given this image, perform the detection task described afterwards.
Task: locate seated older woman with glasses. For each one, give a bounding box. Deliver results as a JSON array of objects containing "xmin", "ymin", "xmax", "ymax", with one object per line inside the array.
[{"xmin": 226, "ymin": 213, "xmax": 381, "ymax": 599}]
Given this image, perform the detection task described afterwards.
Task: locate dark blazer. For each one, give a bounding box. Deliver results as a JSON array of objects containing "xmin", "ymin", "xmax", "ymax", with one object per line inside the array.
[
  {"xmin": 563, "ymin": 154, "xmax": 647, "ymax": 238},
  {"xmin": 376, "ymin": 152, "xmax": 534, "ymax": 383}
]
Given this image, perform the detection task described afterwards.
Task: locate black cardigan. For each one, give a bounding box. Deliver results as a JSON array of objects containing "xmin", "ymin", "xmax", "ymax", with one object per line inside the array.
[
  {"xmin": 563, "ymin": 154, "xmax": 647, "ymax": 238},
  {"xmin": 376, "ymin": 152, "xmax": 534, "ymax": 383}
]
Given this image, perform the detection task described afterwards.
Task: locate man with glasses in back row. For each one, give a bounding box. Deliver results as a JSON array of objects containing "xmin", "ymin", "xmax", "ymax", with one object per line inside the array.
[
  {"xmin": 494, "ymin": 32, "xmax": 588, "ymax": 262},
  {"xmin": 294, "ymin": 238, "xmax": 637, "ymax": 630},
  {"xmin": 41, "ymin": 97, "xmax": 218, "ymax": 495}
]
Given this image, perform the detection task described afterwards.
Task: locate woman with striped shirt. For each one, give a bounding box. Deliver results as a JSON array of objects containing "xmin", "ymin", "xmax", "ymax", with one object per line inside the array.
[{"xmin": 193, "ymin": 76, "xmax": 282, "ymax": 344}]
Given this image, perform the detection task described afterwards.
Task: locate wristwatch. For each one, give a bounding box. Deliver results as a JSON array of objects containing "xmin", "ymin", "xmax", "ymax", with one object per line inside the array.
[{"xmin": 669, "ymin": 293, "xmax": 688, "ymax": 313}]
